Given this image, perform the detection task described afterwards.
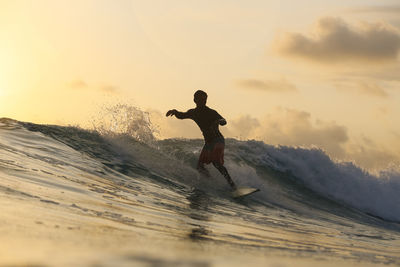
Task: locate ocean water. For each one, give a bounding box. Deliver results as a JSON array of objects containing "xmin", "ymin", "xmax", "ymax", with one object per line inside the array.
[{"xmin": 0, "ymin": 117, "xmax": 399, "ymax": 267}]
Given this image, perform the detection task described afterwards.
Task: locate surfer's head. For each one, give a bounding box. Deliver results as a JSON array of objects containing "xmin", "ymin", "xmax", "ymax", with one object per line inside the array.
[{"xmin": 194, "ymin": 90, "xmax": 207, "ymax": 107}]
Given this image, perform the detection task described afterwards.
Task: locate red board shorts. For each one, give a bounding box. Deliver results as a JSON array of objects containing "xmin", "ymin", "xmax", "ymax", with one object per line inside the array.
[{"xmin": 198, "ymin": 137, "xmax": 225, "ymax": 165}]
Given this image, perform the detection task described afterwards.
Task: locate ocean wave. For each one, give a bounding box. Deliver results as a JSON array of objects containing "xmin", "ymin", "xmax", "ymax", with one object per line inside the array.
[{"xmin": 4, "ymin": 116, "xmax": 396, "ymax": 223}]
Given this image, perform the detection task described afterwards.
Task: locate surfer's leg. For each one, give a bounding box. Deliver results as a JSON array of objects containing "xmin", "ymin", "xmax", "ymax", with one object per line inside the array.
[
  {"xmin": 197, "ymin": 162, "xmax": 210, "ymax": 177},
  {"xmin": 197, "ymin": 144, "xmax": 211, "ymax": 177},
  {"xmin": 212, "ymin": 162, "xmax": 236, "ymax": 190}
]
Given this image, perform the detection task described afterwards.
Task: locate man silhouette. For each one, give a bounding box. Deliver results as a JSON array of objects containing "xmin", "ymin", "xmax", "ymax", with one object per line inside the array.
[{"xmin": 166, "ymin": 90, "xmax": 237, "ymax": 190}]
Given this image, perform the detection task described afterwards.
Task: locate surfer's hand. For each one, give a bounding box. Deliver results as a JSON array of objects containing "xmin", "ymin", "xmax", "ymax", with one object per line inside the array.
[
  {"xmin": 219, "ymin": 119, "xmax": 227, "ymax": 126},
  {"xmin": 212, "ymin": 119, "xmax": 226, "ymax": 126},
  {"xmin": 166, "ymin": 109, "xmax": 177, "ymax": 117}
]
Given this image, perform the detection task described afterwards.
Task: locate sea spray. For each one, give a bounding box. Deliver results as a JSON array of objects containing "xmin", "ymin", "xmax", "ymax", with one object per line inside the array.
[{"xmin": 91, "ymin": 103, "xmax": 159, "ymax": 144}]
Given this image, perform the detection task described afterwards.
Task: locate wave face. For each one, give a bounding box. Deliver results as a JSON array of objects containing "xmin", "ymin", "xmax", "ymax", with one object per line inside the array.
[{"xmin": 1, "ymin": 117, "xmax": 400, "ymax": 266}]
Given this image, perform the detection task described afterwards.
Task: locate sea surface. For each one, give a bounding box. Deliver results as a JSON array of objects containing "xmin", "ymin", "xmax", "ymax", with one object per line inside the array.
[{"xmin": 0, "ymin": 117, "xmax": 399, "ymax": 267}]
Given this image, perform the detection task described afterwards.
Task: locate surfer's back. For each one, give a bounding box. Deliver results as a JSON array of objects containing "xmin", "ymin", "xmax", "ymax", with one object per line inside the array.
[{"xmin": 181, "ymin": 106, "xmax": 224, "ymax": 143}]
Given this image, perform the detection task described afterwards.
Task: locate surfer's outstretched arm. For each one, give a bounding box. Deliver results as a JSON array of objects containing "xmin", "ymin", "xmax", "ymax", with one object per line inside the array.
[
  {"xmin": 212, "ymin": 162, "xmax": 237, "ymax": 190},
  {"xmin": 166, "ymin": 109, "xmax": 192, "ymax": 119}
]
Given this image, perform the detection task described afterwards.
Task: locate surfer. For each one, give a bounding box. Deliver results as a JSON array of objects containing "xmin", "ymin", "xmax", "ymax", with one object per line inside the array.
[{"xmin": 166, "ymin": 90, "xmax": 237, "ymax": 190}]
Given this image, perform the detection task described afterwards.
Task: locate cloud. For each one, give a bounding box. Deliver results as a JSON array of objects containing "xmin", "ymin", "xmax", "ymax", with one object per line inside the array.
[
  {"xmin": 392, "ymin": 131, "xmax": 400, "ymax": 139},
  {"xmin": 226, "ymin": 108, "xmax": 349, "ymax": 157},
  {"xmin": 68, "ymin": 79, "xmax": 88, "ymax": 89},
  {"xmin": 345, "ymin": 138, "xmax": 399, "ymax": 171},
  {"xmin": 229, "ymin": 115, "xmax": 260, "ymax": 139},
  {"xmin": 274, "ymin": 17, "xmax": 400, "ymax": 63},
  {"xmin": 358, "ymin": 82, "xmax": 388, "ymax": 97},
  {"xmin": 334, "ymin": 80, "xmax": 391, "ymax": 98},
  {"xmin": 237, "ymin": 79, "xmax": 297, "ymax": 92},
  {"xmin": 342, "ymin": 66, "xmax": 400, "ymax": 82},
  {"xmin": 67, "ymin": 80, "xmax": 120, "ymax": 94},
  {"xmin": 349, "ymin": 6, "xmax": 400, "ymax": 14}
]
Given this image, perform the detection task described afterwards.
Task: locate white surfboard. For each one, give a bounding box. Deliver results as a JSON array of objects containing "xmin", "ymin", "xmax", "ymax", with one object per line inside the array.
[{"xmin": 231, "ymin": 187, "xmax": 260, "ymax": 198}]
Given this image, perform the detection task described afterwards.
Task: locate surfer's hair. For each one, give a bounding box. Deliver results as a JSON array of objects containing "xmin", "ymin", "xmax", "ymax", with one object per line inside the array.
[{"xmin": 194, "ymin": 90, "xmax": 207, "ymax": 100}]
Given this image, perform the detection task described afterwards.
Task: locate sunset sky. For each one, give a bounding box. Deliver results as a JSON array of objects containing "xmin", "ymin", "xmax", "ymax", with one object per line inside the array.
[{"xmin": 1, "ymin": 0, "xmax": 400, "ymax": 170}]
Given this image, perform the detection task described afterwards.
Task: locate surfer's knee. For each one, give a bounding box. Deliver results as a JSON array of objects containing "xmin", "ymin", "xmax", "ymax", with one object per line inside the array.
[
  {"xmin": 197, "ymin": 161, "xmax": 205, "ymax": 170},
  {"xmin": 197, "ymin": 164, "xmax": 210, "ymax": 177},
  {"xmin": 213, "ymin": 162, "xmax": 228, "ymax": 176},
  {"xmin": 212, "ymin": 162, "xmax": 222, "ymax": 169}
]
